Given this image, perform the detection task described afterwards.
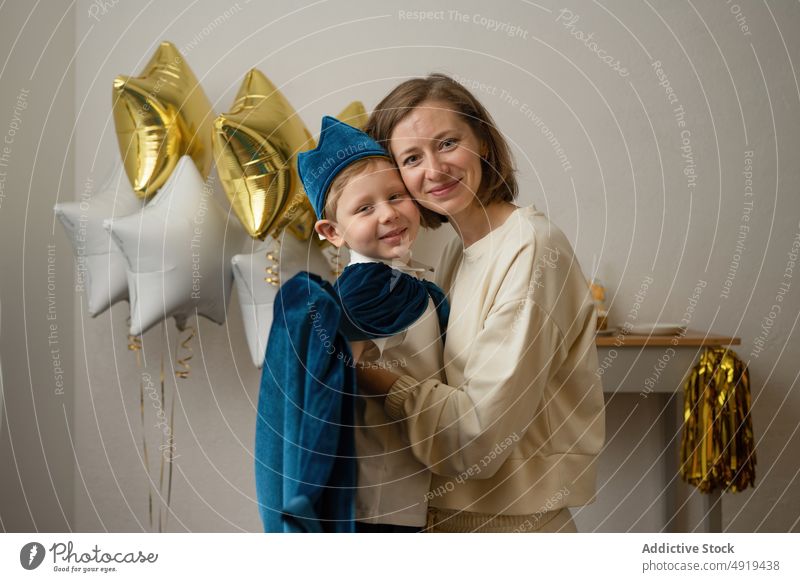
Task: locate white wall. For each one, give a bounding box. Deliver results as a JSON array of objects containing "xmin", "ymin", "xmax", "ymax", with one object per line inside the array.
[{"xmin": 2, "ymin": 0, "xmax": 798, "ymax": 532}]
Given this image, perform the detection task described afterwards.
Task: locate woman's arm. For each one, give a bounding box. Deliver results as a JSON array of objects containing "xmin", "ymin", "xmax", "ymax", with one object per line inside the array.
[{"xmin": 376, "ymin": 297, "xmax": 574, "ymax": 480}]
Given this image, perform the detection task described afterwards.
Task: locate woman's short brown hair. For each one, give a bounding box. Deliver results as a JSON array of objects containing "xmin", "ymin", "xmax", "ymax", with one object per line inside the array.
[{"xmin": 365, "ymin": 73, "xmax": 518, "ymax": 229}]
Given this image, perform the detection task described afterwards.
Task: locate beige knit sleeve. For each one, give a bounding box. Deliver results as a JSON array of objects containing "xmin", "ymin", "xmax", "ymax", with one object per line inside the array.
[{"xmin": 383, "ymin": 298, "xmax": 568, "ymax": 479}]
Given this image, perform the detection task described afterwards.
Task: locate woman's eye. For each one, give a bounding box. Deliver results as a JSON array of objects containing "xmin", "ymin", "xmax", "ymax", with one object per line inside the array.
[
  {"xmin": 440, "ymin": 138, "xmax": 458, "ymax": 149},
  {"xmin": 402, "ymin": 155, "xmax": 419, "ymax": 166}
]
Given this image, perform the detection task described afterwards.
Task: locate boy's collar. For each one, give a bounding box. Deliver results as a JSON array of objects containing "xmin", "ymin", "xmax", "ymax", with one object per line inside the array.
[{"xmin": 347, "ymin": 249, "xmax": 433, "ymax": 274}]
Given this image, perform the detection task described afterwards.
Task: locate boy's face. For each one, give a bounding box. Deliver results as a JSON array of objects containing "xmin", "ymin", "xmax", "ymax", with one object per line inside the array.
[{"xmin": 315, "ymin": 160, "xmax": 420, "ymax": 261}]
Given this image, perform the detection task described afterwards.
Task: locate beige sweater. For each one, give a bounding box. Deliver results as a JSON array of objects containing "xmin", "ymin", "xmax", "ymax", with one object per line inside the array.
[{"xmin": 384, "ymin": 205, "xmax": 606, "ymax": 516}]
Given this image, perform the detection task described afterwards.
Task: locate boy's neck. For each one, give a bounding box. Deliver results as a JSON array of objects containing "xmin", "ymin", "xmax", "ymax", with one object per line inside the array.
[{"xmin": 348, "ymin": 248, "xmax": 412, "ymax": 267}]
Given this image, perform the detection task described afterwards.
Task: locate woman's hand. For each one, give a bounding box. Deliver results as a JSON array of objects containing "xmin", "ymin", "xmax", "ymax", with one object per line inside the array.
[{"xmin": 356, "ymin": 365, "xmax": 399, "ymax": 396}]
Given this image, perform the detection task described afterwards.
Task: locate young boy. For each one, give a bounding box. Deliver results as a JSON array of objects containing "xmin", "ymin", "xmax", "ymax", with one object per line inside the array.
[{"xmin": 298, "ymin": 116, "xmax": 446, "ymax": 532}]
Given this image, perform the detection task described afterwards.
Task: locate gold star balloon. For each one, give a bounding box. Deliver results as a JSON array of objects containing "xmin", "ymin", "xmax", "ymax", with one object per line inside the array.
[
  {"xmin": 113, "ymin": 41, "xmax": 214, "ymax": 199},
  {"xmin": 213, "ymin": 68, "xmax": 368, "ymax": 241},
  {"xmin": 212, "ymin": 69, "xmax": 314, "ymax": 241},
  {"xmin": 337, "ymin": 100, "xmax": 368, "ymax": 131}
]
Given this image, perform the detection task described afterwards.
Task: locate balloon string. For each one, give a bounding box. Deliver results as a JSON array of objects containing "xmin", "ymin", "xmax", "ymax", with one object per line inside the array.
[
  {"xmin": 158, "ymin": 348, "xmax": 165, "ymax": 532},
  {"xmin": 128, "ymin": 333, "xmax": 154, "ymax": 531},
  {"xmin": 158, "ymin": 325, "xmax": 191, "ymax": 531},
  {"xmin": 165, "ymin": 387, "xmax": 175, "ymax": 532}
]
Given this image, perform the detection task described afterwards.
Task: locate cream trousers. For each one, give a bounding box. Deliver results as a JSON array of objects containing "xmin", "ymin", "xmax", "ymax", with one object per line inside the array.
[{"xmin": 424, "ymin": 507, "xmax": 577, "ymax": 533}]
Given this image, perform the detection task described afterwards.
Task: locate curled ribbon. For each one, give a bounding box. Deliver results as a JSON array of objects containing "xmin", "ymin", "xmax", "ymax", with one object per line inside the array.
[
  {"xmin": 174, "ymin": 326, "xmax": 195, "ymax": 380},
  {"xmin": 264, "ymin": 243, "xmax": 281, "ymax": 287}
]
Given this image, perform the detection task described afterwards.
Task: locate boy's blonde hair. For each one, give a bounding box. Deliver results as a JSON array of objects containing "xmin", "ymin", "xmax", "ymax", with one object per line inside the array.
[
  {"xmin": 322, "ymin": 156, "xmax": 435, "ymax": 228},
  {"xmin": 322, "ymin": 157, "xmax": 385, "ymax": 220}
]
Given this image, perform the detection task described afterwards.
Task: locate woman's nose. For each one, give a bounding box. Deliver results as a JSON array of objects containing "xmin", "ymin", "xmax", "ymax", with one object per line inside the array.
[{"xmin": 423, "ymin": 154, "xmax": 450, "ymax": 181}]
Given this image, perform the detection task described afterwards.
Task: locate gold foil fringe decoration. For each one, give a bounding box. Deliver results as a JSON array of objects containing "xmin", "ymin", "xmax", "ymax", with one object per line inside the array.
[{"xmin": 680, "ymin": 347, "xmax": 756, "ymax": 493}]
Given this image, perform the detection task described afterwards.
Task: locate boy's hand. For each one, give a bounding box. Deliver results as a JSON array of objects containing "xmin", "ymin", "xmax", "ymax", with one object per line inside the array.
[
  {"xmin": 356, "ymin": 366, "xmax": 397, "ymax": 396},
  {"xmin": 349, "ymin": 340, "xmax": 367, "ymax": 363}
]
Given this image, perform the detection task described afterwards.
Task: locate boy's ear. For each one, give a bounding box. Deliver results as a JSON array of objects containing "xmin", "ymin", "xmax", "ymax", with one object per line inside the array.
[{"xmin": 314, "ymin": 220, "xmax": 345, "ymax": 248}]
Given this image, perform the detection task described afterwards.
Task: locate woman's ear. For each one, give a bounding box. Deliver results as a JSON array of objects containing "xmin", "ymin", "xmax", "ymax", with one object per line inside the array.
[{"xmin": 314, "ymin": 219, "xmax": 345, "ymax": 248}]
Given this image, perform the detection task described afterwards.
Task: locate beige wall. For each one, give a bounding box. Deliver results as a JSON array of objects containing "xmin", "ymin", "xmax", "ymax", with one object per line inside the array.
[
  {"xmin": 0, "ymin": 1, "xmax": 75, "ymax": 531},
  {"xmin": 1, "ymin": 0, "xmax": 798, "ymax": 531}
]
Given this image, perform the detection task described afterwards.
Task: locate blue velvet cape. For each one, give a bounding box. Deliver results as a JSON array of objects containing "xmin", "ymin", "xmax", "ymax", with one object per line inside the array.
[{"xmin": 255, "ymin": 263, "xmax": 448, "ymax": 533}]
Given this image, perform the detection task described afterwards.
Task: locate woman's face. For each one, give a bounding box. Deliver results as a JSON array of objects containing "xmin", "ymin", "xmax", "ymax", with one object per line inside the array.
[{"xmin": 389, "ymin": 100, "xmax": 486, "ymax": 218}]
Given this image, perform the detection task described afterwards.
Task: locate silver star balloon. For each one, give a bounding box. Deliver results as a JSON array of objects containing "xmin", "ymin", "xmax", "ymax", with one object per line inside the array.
[
  {"xmin": 232, "ymin": 233, "xmax": 340, "ymax": 368},
  {"xmin": 106, "ymin": 156, "xmax": 238, "ymax": 336},
  {"xmin": 54, "ymin": 161, "xmax": 142, "ymax": 316}
]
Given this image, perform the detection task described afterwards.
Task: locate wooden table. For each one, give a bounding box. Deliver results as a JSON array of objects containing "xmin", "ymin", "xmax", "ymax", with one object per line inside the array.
[
  {"xmin": 596, "ymin": 331, "xmax": 740, "ymax": 348},
  {"xmin": 595, "ymin": 329, "xmax": 740, "ymax": 533}
]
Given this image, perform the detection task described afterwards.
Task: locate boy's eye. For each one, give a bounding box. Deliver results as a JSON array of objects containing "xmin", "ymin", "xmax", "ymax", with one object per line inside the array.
[
  {"xmin": 356, "ymin": 205, "xmax": 373, "ymax": 214},
  {"xmin": 389, "ymin": 193, "xmax": 404, "ymax": 201}
]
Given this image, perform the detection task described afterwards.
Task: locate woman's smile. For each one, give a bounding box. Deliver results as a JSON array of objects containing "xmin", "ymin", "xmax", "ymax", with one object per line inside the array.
[{"xmin": 427, "ymin": 178, "xmax": 461, "ymax": 197}]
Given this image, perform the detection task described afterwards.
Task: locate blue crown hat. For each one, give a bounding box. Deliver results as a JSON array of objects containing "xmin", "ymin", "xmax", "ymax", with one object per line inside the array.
[{"xmin": 298, "ymin": 116, "xmax": 389, "ymax": 219}]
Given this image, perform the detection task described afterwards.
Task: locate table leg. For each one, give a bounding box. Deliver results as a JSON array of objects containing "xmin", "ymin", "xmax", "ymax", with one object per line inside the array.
[{"xmin": 664, "ymin": 391, "xmax": 684, "ymax": 532}]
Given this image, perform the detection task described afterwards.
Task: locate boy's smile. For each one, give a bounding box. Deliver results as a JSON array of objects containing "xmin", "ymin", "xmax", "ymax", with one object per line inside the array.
[{"xmin": 379, "ymin": 226, "xmax": 408, "ymax": 244}]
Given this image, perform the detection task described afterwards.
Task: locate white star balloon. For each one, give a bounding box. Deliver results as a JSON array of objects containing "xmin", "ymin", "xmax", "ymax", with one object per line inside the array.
[
  {"xmin": 54, "ymin": 161, "xmax": 142, "ymax": 316},
  {"xmin": 232, "ymin": 233, "xmax": 342, "ymax": 368},
  {"xmin": 106, "ymin": 156, "xmax": 237, "ymax": 336}
]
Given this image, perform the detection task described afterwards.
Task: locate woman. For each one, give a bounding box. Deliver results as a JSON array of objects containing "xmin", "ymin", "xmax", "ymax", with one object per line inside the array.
[{"xmin": 358, "ymin": 74, "xmax": 606, "ymax": 532}]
